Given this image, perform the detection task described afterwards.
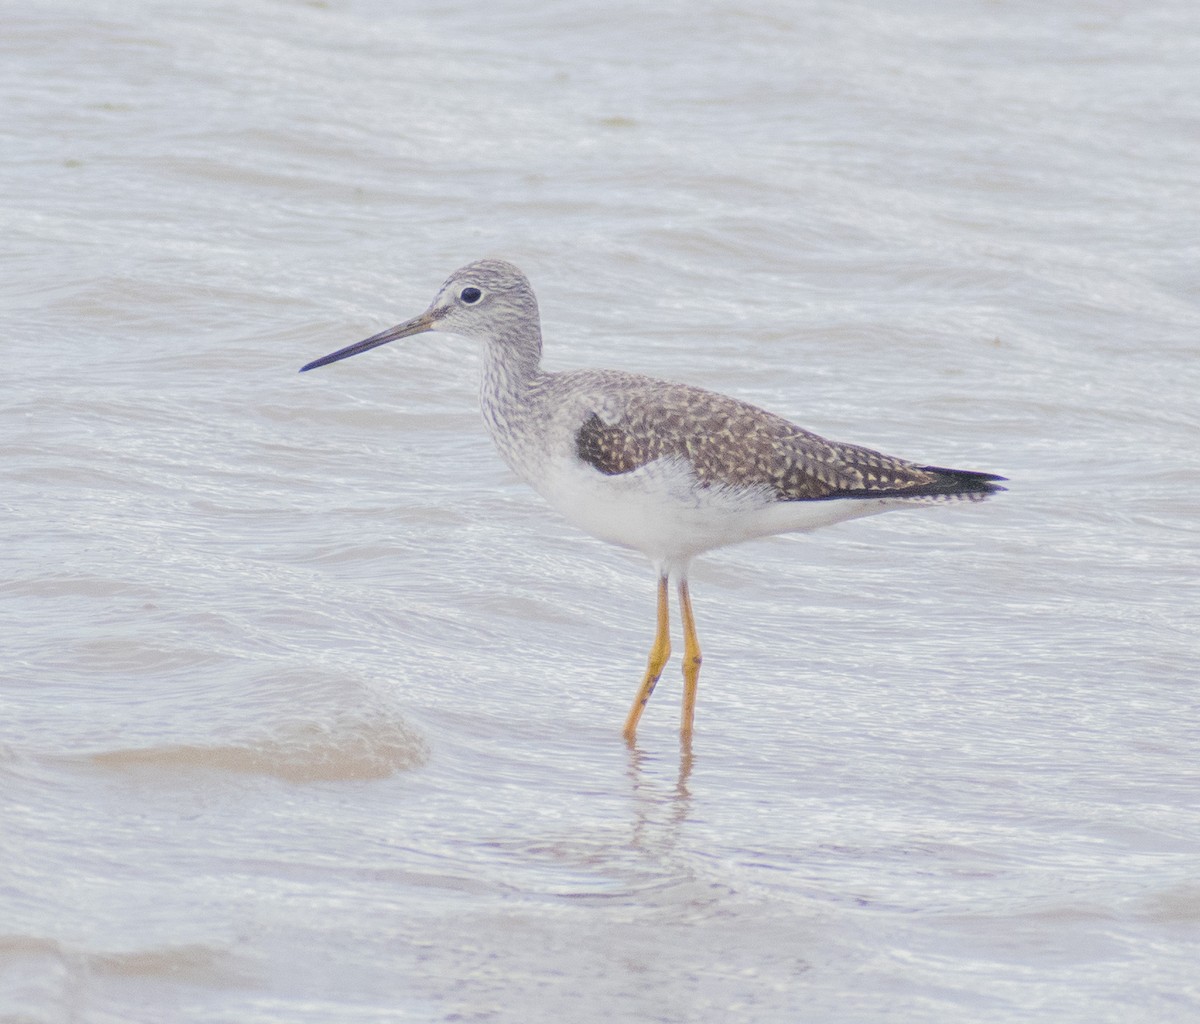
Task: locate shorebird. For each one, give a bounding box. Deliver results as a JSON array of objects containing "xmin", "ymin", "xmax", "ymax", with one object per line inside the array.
[{"xmin": 301, "ymin": 259, "xmax": 1004, "ymax": 744}]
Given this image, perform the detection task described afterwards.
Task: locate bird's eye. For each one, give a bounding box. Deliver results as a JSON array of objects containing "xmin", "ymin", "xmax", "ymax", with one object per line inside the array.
[{"xmin": 460, "ymin": 287, "xmax": 482, "ymax": 304}]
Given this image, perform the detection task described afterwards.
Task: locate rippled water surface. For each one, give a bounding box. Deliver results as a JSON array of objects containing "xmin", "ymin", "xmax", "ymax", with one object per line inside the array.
[{"xmin": 4, "ymin": 1, "xmax": 1199, "ymax": 1021}]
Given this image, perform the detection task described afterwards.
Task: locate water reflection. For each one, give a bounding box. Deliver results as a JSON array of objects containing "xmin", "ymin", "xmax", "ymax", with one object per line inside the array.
[{"xmin": 625, "ymin": 741, "xmax": 695, "ymax": 858}]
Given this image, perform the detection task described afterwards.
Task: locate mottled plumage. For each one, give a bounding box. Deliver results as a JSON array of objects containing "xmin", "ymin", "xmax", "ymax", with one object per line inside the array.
[
  {"xmin": 571, "ymin": 381, "xmax": 1003, "ymax": 501},
  {"xmin": 301, "ymin": 258, "xmax": 1005, "ymax": 746}
]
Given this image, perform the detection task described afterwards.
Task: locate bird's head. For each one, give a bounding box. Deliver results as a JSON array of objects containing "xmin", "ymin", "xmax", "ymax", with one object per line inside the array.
[{"xmin": 299, "ymin": 259, "xmax": 540, "ymax": 372}]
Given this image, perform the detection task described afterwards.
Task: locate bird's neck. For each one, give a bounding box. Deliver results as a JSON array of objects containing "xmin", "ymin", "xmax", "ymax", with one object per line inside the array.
[
  {"xmin": 480, "ymin": 329, "xmax": 543, "ymax": 395},
  {"xmin": 478, "ymin": 330, "xmax": 547, "ymax": 478}
]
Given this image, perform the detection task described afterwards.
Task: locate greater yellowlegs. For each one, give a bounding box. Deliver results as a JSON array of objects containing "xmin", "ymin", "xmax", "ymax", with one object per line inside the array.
[{"xmin": 301, "ymin": 259, "xmax": 1004, "ymax": 744}]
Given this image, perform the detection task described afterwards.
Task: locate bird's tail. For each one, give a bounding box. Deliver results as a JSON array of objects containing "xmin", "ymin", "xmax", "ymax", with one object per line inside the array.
[{"xmin": 910, "ymin": 465, "xmax": 1008, "ymax": 502}]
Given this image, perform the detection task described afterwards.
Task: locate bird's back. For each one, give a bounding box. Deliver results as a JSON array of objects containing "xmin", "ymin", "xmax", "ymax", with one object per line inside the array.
[{"xmin": 535, "ymin": 367, "xmax": 1004, "ymax": 505}]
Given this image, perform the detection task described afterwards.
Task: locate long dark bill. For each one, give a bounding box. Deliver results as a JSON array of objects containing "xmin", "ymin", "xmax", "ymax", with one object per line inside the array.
[{"xmin": 299, "ymin": 310, "xmax": 437, "ymax": 372}]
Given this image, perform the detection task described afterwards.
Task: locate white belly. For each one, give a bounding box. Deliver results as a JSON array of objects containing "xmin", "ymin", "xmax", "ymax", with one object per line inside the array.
[{"xmin": 531, "ymin": 454, "xmax": 901, "ymax": 572}]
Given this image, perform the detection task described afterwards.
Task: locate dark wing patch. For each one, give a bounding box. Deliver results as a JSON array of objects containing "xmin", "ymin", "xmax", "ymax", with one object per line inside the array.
[{"xmin": 575, "ymin": 413, "xmax": 657, "ymax": 475}]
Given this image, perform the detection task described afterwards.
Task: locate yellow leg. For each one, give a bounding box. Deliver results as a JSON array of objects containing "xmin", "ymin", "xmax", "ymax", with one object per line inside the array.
[
  {"xmin": 623, "ymin": 575, "xmax": 671, "ymax": 743},
  {"xmin": 678, "ymin": 578, "xmax": 702, "ymax": 745}
]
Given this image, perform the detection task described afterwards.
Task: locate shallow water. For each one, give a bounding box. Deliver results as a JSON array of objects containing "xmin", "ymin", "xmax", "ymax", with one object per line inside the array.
[{"xmin": 3, "ymin": 1, "xmax": 1199, "ymax": 1021}]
